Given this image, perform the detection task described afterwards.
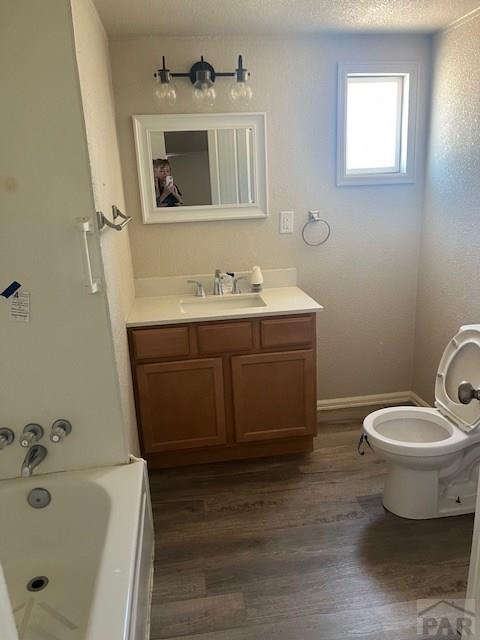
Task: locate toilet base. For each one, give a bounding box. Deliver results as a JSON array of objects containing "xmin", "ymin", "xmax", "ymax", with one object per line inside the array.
[{"xmin": 383, "ymin": 464, "xmax": 477, "ymax": 519}]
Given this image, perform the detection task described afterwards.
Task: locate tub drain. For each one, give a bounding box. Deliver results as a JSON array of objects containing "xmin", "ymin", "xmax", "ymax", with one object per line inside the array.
[
  {"xmin": 27, "ymin": 488, "xmax": 51, "ymax": 509},
  {"xmin": 27, "ymin": 576, "xmax": 49, "ymax": 592}
]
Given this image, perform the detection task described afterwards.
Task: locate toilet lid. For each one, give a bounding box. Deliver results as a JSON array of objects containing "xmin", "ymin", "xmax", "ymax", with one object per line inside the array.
[{"xmin": 435, "ymin": 324, "xmax": 480, "ymax": 432}]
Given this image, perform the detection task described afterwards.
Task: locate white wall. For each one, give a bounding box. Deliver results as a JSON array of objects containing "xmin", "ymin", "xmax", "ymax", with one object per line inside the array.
[
  {"xmin": 413, "ymin": 12, "xmax": 480, "ymax": 403},
  {"xmin": 71, "ymin": 0, "xmax": 139, "ymax": 455},
  {"xmin": 0, "ymin": 0, "xmax": 129, "ymax": 479},
  {"xmin": 110, "ymin": 33, "xmax": 432, "ymax": 399}
]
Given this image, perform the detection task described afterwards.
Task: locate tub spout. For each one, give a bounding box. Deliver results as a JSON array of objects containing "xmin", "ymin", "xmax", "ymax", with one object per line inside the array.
[{"xmin": 21, "ymin": 444, "xmax": 47, "ymax": 477}]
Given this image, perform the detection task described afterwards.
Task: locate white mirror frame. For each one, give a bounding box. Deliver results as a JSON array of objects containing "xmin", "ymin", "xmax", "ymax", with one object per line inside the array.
[{"xmin": 132, "ymin": 112, "xmax": 268, "ymax": 224}]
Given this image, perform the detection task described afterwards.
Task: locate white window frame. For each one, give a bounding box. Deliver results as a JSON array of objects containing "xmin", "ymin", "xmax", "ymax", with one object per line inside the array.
[{"xmin": 336, "ymin": 62, "xmax": 419, "ymax": 187}]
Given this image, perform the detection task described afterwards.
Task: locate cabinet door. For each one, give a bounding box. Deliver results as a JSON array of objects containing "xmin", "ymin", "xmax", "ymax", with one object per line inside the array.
[
  {"xmin": 136, "ymin": 358, "xmax": 227, "ymax": 453},
  {"xmin": 232, "ymin": 350, "xmax": 316, "ymax": 442}
]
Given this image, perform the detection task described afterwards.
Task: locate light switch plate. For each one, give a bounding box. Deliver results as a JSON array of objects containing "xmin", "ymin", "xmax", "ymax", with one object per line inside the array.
[{"xmin": 279, "ymin": 211, "xmax": 294, "ymax": 234}]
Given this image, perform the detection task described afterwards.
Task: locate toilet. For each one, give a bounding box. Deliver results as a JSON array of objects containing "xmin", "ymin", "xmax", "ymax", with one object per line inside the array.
[{"xmin": 363, "ymin": 324, "xmax": 480, "ymax": 519}]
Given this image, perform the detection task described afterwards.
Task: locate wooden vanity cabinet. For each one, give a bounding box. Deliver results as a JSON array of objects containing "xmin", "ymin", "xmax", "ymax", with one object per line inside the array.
[{"xmin": 128, "ymin": 313, "xmax": 316, "ymax": 468}]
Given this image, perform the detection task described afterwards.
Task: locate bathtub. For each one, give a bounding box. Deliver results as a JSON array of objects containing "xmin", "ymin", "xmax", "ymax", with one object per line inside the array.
[{"xmin": 0, "ymin": 459, "xmax": 154, "ymax": 640}]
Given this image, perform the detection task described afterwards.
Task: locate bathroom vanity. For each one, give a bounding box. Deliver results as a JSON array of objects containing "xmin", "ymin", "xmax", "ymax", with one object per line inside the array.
[{"xmin": 127, "ymin": 284, "xmax": 321, "ymax": 468}]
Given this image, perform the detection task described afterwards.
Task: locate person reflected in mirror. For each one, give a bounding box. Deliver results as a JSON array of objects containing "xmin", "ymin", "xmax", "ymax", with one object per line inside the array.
[{"xmin": 153, "ymin": 158, "xmax": 183, "ymax": 207}]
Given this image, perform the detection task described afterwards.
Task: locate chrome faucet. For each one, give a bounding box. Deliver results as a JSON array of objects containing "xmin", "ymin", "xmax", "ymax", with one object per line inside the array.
[
  {"xmin": 21, "ymin": 444, "xmax": 47, "ymax": 477},
  {"xmin": 213, "ymin": 269, "xmax": 224, "ymax": 295}
]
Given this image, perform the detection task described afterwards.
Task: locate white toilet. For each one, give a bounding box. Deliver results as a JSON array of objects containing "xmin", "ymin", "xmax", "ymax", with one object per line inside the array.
[{"xmin": 363, "ymin": 324, "xmax": 480, "ymax": 519}]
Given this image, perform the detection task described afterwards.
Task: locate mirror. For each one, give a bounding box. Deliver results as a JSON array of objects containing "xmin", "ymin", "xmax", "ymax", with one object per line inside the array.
[
  {"xmin": 150, "ymin": 129, "xmax": 255, "ymax": 208},
  {"xmin": 133, "ymin": 113, "xmax": 267, "ymax": 223}
]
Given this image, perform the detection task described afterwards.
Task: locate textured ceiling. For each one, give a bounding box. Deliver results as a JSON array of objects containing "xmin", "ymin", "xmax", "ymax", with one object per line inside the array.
[{"xmin": 94, "ymin": 0, "xmax": 480, "ymax": 36}]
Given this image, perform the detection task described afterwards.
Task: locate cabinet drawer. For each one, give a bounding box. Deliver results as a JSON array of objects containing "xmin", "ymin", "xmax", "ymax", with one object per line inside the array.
[
  {"xmin": 197, "ymin": 321, "xmax": 254, "ymax": 354},
  {"xmin": 131, "ymin": 327, "xmax": 190, "ymax": 360},
  {"xmin": 260, "ymin": 316, "xmax": 314, "ymax": 349}
]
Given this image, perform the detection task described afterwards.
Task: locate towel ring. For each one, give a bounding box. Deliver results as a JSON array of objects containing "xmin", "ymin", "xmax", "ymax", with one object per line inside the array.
[{"xmin": 302, "ymin": 211, "xmax": 331, "ymax": 247}]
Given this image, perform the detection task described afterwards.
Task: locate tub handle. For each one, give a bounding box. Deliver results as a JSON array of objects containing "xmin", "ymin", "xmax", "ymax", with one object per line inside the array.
[
  {"xmin": 0, "ymin": 428, "xmax": 15, "ymax": 449},
  {"xmin": 20, "ymin": 424, "xmax": 44, "ymax": 448},
  {"xmin": 50, "ymin": 419, "xmax": 72, "ymax": 443}
]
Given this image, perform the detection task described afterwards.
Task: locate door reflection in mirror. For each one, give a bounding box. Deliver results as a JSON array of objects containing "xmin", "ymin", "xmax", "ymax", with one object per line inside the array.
[{"xmin": 150, "ymin": 128, "xmax": 255, "ymax": 209}]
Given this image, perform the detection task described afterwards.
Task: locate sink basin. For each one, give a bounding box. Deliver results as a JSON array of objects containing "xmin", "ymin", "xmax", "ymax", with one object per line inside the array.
[{"xmin": 180, "ymin": 293, "xmax": 267, "ymax": 314}]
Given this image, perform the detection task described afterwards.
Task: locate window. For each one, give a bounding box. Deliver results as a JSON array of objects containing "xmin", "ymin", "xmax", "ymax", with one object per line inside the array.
[{"xmin": 337, "ymin": 63, "xmax": 418, "ymax": 186}]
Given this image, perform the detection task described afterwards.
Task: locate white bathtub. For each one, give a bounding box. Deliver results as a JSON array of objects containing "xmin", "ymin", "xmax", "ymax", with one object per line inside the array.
[{"xmin": 0, "ymin": 459, "xmax": 154, "ymax": 640}]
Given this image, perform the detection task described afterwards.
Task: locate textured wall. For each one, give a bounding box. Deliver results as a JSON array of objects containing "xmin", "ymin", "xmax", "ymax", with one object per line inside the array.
[
  {"xmin": 0, "ymin": 0, "xmax": 128, "ymax": 479},
  {"xmin": 110, "ymin": 33, "xmax": 432, "ymax": 399},
  {"xmin": 412, "ymin": 14, "xmax": 480, "ymax": 403},
  {"xmin": 71, "ymin": 0, "xmax": 139, "ymax": 455}
]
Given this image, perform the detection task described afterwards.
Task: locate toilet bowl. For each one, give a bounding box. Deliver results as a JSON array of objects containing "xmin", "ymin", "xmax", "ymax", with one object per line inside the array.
[{"xmin": 363, "ymin": 324, "xmax": 480, "ymax": 519}]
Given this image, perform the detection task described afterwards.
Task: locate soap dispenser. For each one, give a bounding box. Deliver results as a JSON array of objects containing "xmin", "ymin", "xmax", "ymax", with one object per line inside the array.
[{"xmin": 250, "ymin": 265, "xmax": 263, "ymax": 292}]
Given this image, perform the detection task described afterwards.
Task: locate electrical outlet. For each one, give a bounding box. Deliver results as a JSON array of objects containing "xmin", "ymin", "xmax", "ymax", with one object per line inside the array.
[{"xmin": 279, "ymin": 210, "xmax": 294, "ymax": 234}]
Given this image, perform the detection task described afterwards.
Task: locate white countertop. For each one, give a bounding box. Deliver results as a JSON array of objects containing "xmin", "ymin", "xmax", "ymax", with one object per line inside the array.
[{"xmin": 127, "ymin": 286, "xmax": 322, "ymax": 327}]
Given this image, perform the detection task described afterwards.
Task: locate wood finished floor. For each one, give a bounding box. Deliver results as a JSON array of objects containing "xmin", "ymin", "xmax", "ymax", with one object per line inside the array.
[{"xmin": 148, "ymin": 406, "xmax": 475, "ymax": 639}]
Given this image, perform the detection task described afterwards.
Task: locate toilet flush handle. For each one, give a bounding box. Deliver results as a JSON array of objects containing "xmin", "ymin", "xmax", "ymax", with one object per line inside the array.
[{"xmin": 458, "ymin": 381, "xmax": 480, "ymax": 404}]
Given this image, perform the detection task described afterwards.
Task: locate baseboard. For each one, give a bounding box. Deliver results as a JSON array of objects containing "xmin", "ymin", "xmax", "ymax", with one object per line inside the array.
[
  {"xmin": 409, "ymin": 391, "xmax": 431, "ymax": 407},
  {"xmin": 316, "ymin": 390, "xmax": 431, "ymax": 412}
]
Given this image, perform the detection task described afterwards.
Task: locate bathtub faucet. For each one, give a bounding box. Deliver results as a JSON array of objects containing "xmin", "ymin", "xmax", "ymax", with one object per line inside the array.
[{"xmin": 21, "ymin": 444, "xmax": 47, "ymax": 477}]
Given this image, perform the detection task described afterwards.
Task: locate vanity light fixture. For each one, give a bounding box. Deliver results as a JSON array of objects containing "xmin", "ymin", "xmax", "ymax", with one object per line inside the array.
[
  {"xmin": 154, "ymin": 55, "xmax": 252, "ymax": 108},
  {"xmin": 229, "ymin": 56, "xmax": 253, "ymax": 107},
  {"xmin": 153, "ymin": 56, "xmax": 178, "ymax": 106}
]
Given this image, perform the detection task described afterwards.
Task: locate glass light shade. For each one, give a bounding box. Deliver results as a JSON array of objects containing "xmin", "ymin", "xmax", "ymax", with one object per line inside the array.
[
  {"xmin": 229, "ymin": 80, "xmax": 253, "ymax": 107},
  {"xmin": 192, "ymin": 83, "xmax": 216, "ymax": 109},
  {"xmin": 154, "ymin": 78, "xmax": 177, "ymax": 107}
]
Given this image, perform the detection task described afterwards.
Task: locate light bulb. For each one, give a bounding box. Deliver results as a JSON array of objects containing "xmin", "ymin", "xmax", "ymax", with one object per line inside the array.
[
  {"xmin": 154, "ymin": 78, "xmax": 177, "ymax": 107},
  {"xmin": 192, "ymin": 83, "xmax": 216, "ymax": 109},
  {"xmin": 229, "ymin": 81, "xmax": 253, "ymax": 107}
]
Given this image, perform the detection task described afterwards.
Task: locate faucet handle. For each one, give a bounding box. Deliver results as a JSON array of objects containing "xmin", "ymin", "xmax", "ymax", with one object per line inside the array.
[
  {"xmin": 20, "ymin": 424, "xmax": 44, "ymax": 448},
  {"xmin": 233, "ymin": 276, "xmax": 247, "ymax": 294},
  {"xmin": 187, "ymin": 280, "xmax": 206, "ymax": 298},
  {"xmin": 50, "ymin": 419, "xmax": 72, "ymax": 443},
  {"xmin": 0, "ymin": 428, "xmax": 15, "ymax": 450}
]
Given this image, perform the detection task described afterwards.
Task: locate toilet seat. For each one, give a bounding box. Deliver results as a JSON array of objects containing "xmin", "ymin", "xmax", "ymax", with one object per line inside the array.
[
  {"xmin": 435, "ymin": 324, "xmax": 480, "ymax": 432},
  {"xmin": 363, "ymin": 406, "xmax": 468, "ymax": 457}
]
